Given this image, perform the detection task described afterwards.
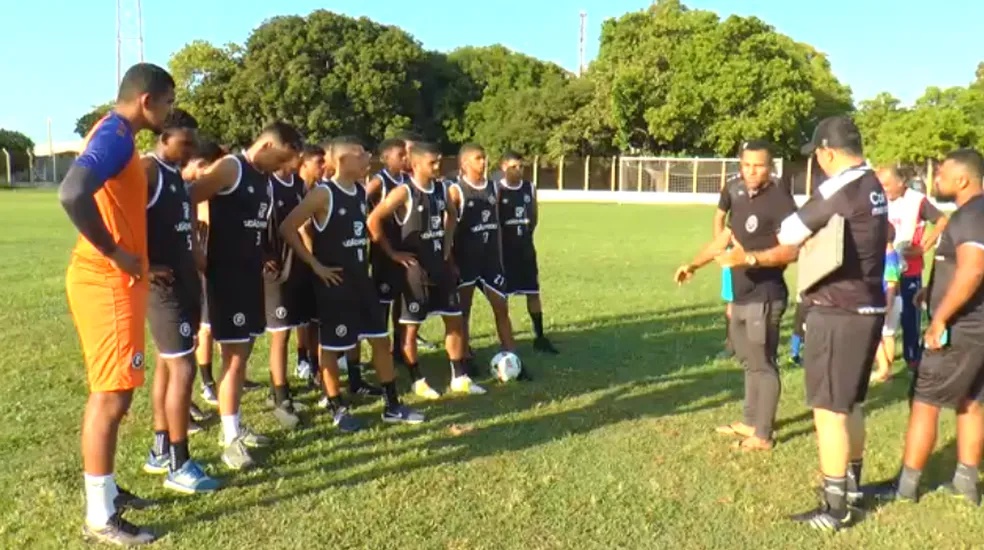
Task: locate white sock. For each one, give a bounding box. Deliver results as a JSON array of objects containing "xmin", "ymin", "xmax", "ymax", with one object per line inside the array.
[
  {"xmin": 221, "ymin": 413, "xmax": 240, "ymax": 445},
  {"xmin": 83, "ymin": 473, "xmax": 116, "ymax": 528}
]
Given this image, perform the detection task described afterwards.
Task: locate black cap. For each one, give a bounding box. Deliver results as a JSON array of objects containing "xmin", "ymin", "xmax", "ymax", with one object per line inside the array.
[{"xmin": 800, "ymin": 115, "xmax": 862, "ymax": 155}]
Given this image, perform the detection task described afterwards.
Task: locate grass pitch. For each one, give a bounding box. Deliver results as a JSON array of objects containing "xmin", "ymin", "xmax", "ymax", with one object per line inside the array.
[{"xmin": 0, "ymin": 190, "xmax": 980, "ymax": 549}]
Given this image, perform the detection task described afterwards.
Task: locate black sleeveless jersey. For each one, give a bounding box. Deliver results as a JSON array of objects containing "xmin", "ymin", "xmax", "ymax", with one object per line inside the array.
[
  {"xmin": 369, "ymin": 169, "xmax": 404, "ymax": 210},
  {"xmin": 396, "ymin": 179, "xmax": 449, "ymax": 274},
  {"xmin": 206, "ymin": 154, "xmax": 271, "ymax": 269},
  {"xmin": 497, "ymin": 180, "xmax": 536, "ymax": 254},
  {"xmin": 268, "ymin": 172, "xmax": 304, "ymax": 278},
  {"xmin": 450, "ymin": 177, "xmax": 499, "ymax": 256},
  {"xmin": 146, "ymin": 154, "xmax": 196, "ymax": 281},
  {"xmin": 312, "ymin": 180, "xmax": 371, "ymax": 286}
]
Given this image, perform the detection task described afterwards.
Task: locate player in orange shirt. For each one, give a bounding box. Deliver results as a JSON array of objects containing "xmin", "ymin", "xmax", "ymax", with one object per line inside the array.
[{"xmin": 59, "ymin": 63, "xmax": 175, "ymax": 546}]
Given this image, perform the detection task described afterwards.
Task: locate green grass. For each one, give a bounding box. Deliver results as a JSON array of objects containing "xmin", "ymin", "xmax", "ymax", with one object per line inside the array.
[{"xmin": 0, "ymin": 189, "xmax": 981, "ymax": 549}]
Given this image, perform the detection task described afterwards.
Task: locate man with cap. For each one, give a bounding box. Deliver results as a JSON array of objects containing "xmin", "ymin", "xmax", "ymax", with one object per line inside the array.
[{"xmin": 719, "ymin": 115, "xmax": 888, "ymax": 531}]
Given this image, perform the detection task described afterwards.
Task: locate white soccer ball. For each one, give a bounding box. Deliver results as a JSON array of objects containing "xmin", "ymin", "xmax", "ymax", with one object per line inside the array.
[{"xmin": 490, "ymin": 351, "xmax": 522, "ymax": 382}]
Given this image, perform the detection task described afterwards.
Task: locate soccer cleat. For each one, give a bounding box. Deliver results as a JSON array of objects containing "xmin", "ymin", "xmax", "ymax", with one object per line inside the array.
[
  {"xmin": 82, "ymin": 513, "xmax": 157, "ymax": 546},
  {"xmin": 864, "ymin": 479, "xmax": 917, "ymax": 503},
  {"xmin": 331, "ymin": 407, "xmax": 365, "ymax": 433},
  {"xmin": 142, "ymin": 451, "xmax": 169, "ymax": 475},
  {"xmin": 351, "ymin": 382, "xmax": 384, "ymax": 398},
  {"xmin": 272, "ymin": 401, "xmax": 301, "ymax": 429},
  {"xmin": 187, "ymin": 419, "xmax": 204, "ymax": 436},
  {"xmin": 296, "ymin": 358, "xmax": 312, "ymax": 380},
  {"xmin": 789, "ymin": 505, "xmax": 854, "ymax": 532},
  {"xmin": 163, "ymin": 460, "xmax": 222, "ymax": 494},
  {"xmin": 412, "ymin": 378, "xmax": 441, "ymax": 400},
  {"xmin": 201, "ymin": 383, "xmax": 219, "ymax": 407},
  {"xmin": 243, "ymin": 378, "xmax": 263, "ymax": 392},
  {"xmin": 450, "ymin": 375, "xmax": 487, "ymax": 395},
  {"xmin": 189, "ymin": 402, "xmax": 211, "ymax": 422},
  {"xmin": 114, "ymin": 487, "xmax": 155, "ymax": 511},
  {"xmin": 382, "ymin": 405, "xmax": 426, "ymax": 425},
  {"xmin": 221, "ymin": 438, "xmax": 256, "ymax": 471},
  {"xmin": 238, "ymin": 425, "xmax": 271, "ymax": 448},
  {"xmin": 533, "ymin": 336, "xmax": 559, "ymax": 354},
  {"xmin": 416, "ymin": 335, "xmax": 438, "ymax": 351},
  {"xmin": 937, "ymin": 482, "xmax": 981, "ymax": 506}
]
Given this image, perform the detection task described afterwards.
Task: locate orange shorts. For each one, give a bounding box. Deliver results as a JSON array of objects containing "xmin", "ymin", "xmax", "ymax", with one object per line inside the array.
[{"xmin": 66, "ymin": 267, "xmax": 149, "ymax": 393}]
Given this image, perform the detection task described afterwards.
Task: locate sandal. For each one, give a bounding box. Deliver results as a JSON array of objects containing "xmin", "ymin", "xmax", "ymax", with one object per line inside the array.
[
  {"xmin": 715, "ymin": 422, "xmax": 754, "ymax": 437},
  {"xmin": 732, "ymin": 436, "xmax": 774, "ymax": 451}
]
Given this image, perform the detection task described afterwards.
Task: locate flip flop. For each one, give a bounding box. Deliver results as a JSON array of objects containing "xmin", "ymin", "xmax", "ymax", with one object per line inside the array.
[
  {"xmin": 715, "ymin": 422, "xmax": 754, "ymax": 437},
  {"xmin": 732, "ymin": 436, "xmax": 774, "ymax": 451}
]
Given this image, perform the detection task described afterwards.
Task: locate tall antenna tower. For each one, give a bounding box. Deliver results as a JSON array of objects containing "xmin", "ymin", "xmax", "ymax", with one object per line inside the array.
[
  {"xmin": 116, "ymin": 0, "xmax": 145, "ymax": 87},
  {"xmin": 577, "ymin": 11, "xmax": 587, "ymax": 77}
]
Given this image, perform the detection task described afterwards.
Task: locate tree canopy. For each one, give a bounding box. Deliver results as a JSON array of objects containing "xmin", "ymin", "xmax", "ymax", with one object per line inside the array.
[
  {"xmin": 63, "ymin": 1, "xmax": 983, "ymax": 166},
  {"xmin": 0, "ymin": 129, "xmax": 35, "ymax": 174}
]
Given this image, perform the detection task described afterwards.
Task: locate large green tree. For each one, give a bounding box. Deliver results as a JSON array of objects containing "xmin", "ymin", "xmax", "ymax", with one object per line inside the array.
[
  {"xmin": 74, "ymin": 102, "xmax": 114, "ymax": 138},
  {"xmin": 0, "ymin": 129, "xmax": 35, "ymax": 175},
  {"xmin": 168, "ymin": 40, "xmax": 242, "ymax": 144}
]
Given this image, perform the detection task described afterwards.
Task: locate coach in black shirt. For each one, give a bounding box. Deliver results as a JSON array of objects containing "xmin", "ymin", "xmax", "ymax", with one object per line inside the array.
[
  {"xmin": 675, "ymin": 140, "xmax": 798, "ymax": 451},
  {"xmin": 873, "ymin": 149, "xmax": 984, "ymax": 507},
  {"xmin": 719, "ymin": 116, "xmax": 888, "ymax": 531}
]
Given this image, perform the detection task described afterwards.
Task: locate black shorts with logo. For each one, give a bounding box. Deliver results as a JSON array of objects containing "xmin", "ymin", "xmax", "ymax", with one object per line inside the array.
[
  {"xmin": 912, "ymin": 329, "xmax": 984, "ymax": 408},
  {"xmin": 264, "ymin": 262, "xmax": 315, "ymax": 331},
  {"xmin": 147, "ymin": 274, "xmax": 202, "ymax": 357},
  {"xmin": 803, "ymin": 307, "xmax": 883, "ymax": 413},
  {"xmin": 400, "ymin": 262, "xmax": 462, "ymax": 324},
  {"xmin": 371, "ymin": 247, "xmax": 402, "ymax": 304},
  {"xmin": 457, "ymin": 249, "xmax": 507, "ymax": 297},
  {"xmin": 316, "ymin": 277, "xmax": 388, "ymax": 351},
  {"xmin": 502, "ymin": 245, "xmax": 540, "ymax": 295},
  {"xmin": 206, "ymin": 264, "xmax": 265, "ymax": 343}
]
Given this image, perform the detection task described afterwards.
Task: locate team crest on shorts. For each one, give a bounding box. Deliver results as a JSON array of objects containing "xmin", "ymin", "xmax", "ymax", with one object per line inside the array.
[
  {"xmin": 179, "ymin": 322, "xmax": 192, "ymax": 337},
  {"xmin": 132, "ymin": 352, "xmax": 144, "ymax": 369},
  {"xmin": 275, "ymin": 307, "xmax": 287, "ymax": 320},
  {"xmin": 335, "ymin": 324, "xmax": 348, "ymax": 337},
  {"xmin": 408, "ymin": 302, "xmax": 420, "ymax": 313},
  {"xmin": 233, "ymin": 313, "xmax": 246, "ymax": 327},
  {"xmin": 745, "ymin": 215, "xmax": 758, "ymax": 233}
]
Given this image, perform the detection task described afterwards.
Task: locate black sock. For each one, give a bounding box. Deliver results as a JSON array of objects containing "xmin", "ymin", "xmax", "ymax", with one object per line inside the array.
[
  {"xmin": 273, "ymin": 384, "xmax": 290, "ymax": 406},
  {"xmin": 310, "ymin": 351, "xmax": 320, "ymax": 372},
  {"xmin": 169, "ymin": 440, "xmax": 190, "ymax": 472},
  {"xmin": 382, "ymin": 381, "xmax": 400, "ymax": 409},
  {"xmin": 326, "ymin": 394, "xmax": 347, "ymax": 413},
  {"xmin": 405, "ymin": 363, "xmax": 422, "ymax": 382},
  {"xmin": 530, "ymin": 312, "xmax": 545, "ymax": 338},
  {"xmin": 199, "ymin": 362, "xmax": 215, "ymax": 386},
  {"xmin": 348, "ymin": 362, "xmax": 365, "ymax": 390},
  {"xmin": 450, "ymin": 359, "xmax": 467, "ymax": 379},
  {"xmin": 897, "ymin": 465, "xmax": 922, "ymax": 499},
  {"xmin": 153, "ymin": 431, "xmax": 168, "ymax": 456},
  {"xmin": 823, "ymin": 475, "xmax": 848, "ymax": 517},
  {"xmin": 847, "ymin": 459, "xmax": 863, "ymax": 494}
]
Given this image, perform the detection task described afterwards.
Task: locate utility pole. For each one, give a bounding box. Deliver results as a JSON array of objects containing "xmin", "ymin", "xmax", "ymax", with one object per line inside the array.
[
  {"xmin": 116, "ymin": 0, "xmax": 145, "ymax": 87},
  {"xmin": 578, "ymin": 11, "xmax": 587, "ymax": 77}
]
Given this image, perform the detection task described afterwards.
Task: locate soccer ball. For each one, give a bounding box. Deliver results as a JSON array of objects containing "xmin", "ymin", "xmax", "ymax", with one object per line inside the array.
[{"xmin": 490, "ymin": 351, "xmax": 522, "ymax": 382}]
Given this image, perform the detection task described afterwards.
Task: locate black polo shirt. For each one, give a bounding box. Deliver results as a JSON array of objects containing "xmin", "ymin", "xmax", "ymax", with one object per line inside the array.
[
  {"xmin": 777, "ymin": 164, "xmax": 888, "ymax": 313},
  {"xmin": 728, "ymin": 180, "xmax": 798, "ymax": 304},
  {"xmin": 928, "ymin": 194, "xmax": 984, "ymax": 335}
]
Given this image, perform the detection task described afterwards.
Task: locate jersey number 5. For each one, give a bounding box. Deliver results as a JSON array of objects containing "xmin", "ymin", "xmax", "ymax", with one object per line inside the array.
[{"xmin": 186, "ymin": 235, "xmax": 193, "ymax": 251}]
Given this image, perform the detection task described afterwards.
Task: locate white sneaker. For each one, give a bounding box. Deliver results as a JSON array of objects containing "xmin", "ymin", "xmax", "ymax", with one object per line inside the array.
[
  {"xmin": 200, "ymin": 383, "xmax": 218, "ymax": 407},
  {"xmin": 296, "ymin": 359, "xmax": 312, "ymax": 380},
  {"xmin": 449, "ymin": 375, "xmax": 486, "ymax": 395},
  {"xmin": 412, "ymin": 378, "xmax": 441, "ymax": 400}
]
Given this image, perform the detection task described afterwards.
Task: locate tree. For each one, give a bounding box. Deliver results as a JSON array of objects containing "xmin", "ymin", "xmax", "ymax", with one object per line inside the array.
[
  {"xmin": 168, "ymin": 40, "xmax": 242, "ymax": 144},
  {"xmin": 0, "ymin": 129, "xmax": 35, "ymax": 175},
  {"xmin": 74, "ymin": 102, "xmax": 114, "ymax": 138}
]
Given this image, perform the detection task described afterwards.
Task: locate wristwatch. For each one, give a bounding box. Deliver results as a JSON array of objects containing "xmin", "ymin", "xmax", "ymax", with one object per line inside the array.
[{"xmin": 744, "ymin": 254, "xmax": 758, "ymax": 266}]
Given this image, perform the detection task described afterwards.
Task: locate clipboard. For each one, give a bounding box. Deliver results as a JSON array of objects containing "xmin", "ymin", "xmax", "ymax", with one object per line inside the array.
[{"xmin": 796, "ymin": 214, "xmax": 844, "ymax": 295}]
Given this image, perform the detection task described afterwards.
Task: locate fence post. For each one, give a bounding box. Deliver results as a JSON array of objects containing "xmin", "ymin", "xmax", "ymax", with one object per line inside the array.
[
  {"xmin": 719, "ymin": 160, "xmax": 727, "ymax": 190},
  {"xmin": 663, "ymin": 160, "xmax": 670, "ymax": 191},
  {"xmin": 637, "ymin": 160, "xmax": 643, "ymax": 192},
  {"xmin": 27, "ymin": 151, "xmax": 34, "ymax": 184},
  {"xmin": 1, "ymin": 148, "xmax": 10, "ymax": 188},
  {"xmin": 806, "ymin": 160, "xmax": 813, "ymax": 196},
  {"xmin": 532, "ymin": 155, "xmax": 539, "ymax": 187},
  {"xmin": 558, "ymin": 156, "xmax": 566, "ymax": 190},
  {"xmin": 610, "ymin": 156, "xmax": 617, "ymax": 191},
  {"xmin": 691, "ymin": 158, "xmax": 699, "ymax": 193},
  {"xmin": 581, "ymin": 156, "xmax": 589, "ymax": 191}
]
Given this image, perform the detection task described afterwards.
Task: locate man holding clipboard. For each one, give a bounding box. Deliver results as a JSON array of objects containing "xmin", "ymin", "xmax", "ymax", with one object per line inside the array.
[{"xmin": 718, "ymin": 116, "xmax": 888, "ymax": 532}]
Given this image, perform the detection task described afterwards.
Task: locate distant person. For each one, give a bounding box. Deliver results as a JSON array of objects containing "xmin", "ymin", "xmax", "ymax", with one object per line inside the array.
[
  {"xmin": 871, "ymin": 149, "xmax": 984, "ymax": 507},
  {"xmin": 877, "ymin": 165, "xmax": 948, "ymax": 372},
  {"xmin": 60, "ymin": 62, "xmax": 175, "ymax": 546},
  {"xmin": 871, "ymin": 224, "xmax": 902, "ymax": 383},
  {"xmin": 719, "ymin": 116, "xmax": 888, "ymax": 531},
  {"xmin": 713, "ymin": 174, "xmax": 739, "ymax": 359}
]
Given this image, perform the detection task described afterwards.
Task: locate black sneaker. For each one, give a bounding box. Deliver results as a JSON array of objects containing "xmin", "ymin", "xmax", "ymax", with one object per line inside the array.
[
  {"xmin": 416, "ymin": 335, "xmax": 438, "ymax": 351},
  {"xmin": 813, "ymin": 486, "xmax": 863, "ymax": 507},
  {"xmin": 351, "ymin": 382, "xmax": 384, "ymax": 398},
  {"xmin": 789, "ymin": 505, "xmax": 854, "ymax": 531},
  {"xmin": 937, "ymin": 482, "xmax": 981, "ymax": 506},
  {"xmin": 382, "ymin": 404, "xmax": 426, "ymax": 424},
  {"xmin": 533, "ymin": 336, "xmax": 559, "ymax": 354},
  {"xmin": 82, "ymin": 512, "xmax": 157, "ymax": 546},
  {"xmin": 864, "ymin": 479, "xmax": 917, "ymax": 503},
  {"xmin": 243, "ymin": 378, "xmax": 263, "ymax": 391},
  {"xmin": 189, "ymin": 402, "xmax": 211, "ymax": 423},
  {"xmin": 114, "ymin": 487, "xmax": 155, "ymax": 511},
  {"xmin": 331, "ymin": 407, "xmax": 364, "ymax": 433}
]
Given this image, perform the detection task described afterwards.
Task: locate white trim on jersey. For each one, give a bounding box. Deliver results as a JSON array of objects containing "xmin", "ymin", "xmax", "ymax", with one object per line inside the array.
[
  {"xmin": 311, "ymin": 181, "xmax": 334, "ymax": 232},
  {"xmin": 147, "ymin": 164, "xmax": 164, "ymax": 210},
  {"xmin": 217, "ymin": 155, "xmax": 243, "ymax": 196},
  {"xmin": 449, "ymin": 181, "xmax": 465, "ymax": 221},
  {"xmin": 272, "ymin": 172, "xmax": 295, "ymax": 187}
]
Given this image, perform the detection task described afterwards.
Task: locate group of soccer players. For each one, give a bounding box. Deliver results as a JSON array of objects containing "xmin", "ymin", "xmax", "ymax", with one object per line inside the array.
[{"xmin": 60, "ymin": 63, "xmax": 558, "ymax": 545}]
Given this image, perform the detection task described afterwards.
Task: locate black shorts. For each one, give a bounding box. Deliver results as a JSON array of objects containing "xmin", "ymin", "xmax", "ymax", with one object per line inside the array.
[
  {"xmin": 371, "ymin": 248, "xmax": 402, "ymax": 304},
  {"xmin": 147, "ymin": 276, "xmax": 202, "ymax": 357},
  {"xmin": 803, "ymin": 307, "xmax": 883, "ymax": 413},
  {"xmin": 400, "ymin": 263, "xmax": 462, "ymax": 324},
  {"xmin": 457, "ymin": 251, "xmax": 507, "ymax": 297},
  {"xmin": 206, "ymin": 265, "xmax": 265, "ymax": 343},
  {"xmin": 316, "ymin": 280, "xmax": 388, "ymax": 351},
  {"xmin": 264, "ymin": 263, "xmax": 314, "ymax": 331},
  {"xmin": 502, "ymin": 245, "xmax": 540, "ymax": 295},
  {"xmin": 912, "ymin": 331, "xmax": 984, "ymax": 408},
  {"xmin": 199, "ymin": 274, "xmax": 210, "ymax": 330}
]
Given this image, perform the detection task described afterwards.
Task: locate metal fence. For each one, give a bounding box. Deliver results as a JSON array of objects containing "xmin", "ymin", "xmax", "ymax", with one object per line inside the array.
[{"xmin": 0, "ymin": 147, "xmax": 73, "ymax": 188}]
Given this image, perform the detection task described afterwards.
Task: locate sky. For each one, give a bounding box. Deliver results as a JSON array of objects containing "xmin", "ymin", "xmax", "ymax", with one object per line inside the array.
[{"xmin": 1, "ymin": 0, "xmax": 981, "ymax": 144}]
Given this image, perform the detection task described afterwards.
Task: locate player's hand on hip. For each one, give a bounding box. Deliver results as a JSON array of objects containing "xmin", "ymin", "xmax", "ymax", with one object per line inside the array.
[
  {"xmin": 110, "ymin": 248, "xmax": 144, "ymax": 281},
  {"xmin": 314, "ymin": 263, "xmax": 343, "ymax": 286},
  {"xmin": 674, "ymin": 264, "xmax": 694, "ymax": 285},
  {"xmin": 263, "ymin": 260, "xmax": 281, "ymax": 279},
  {"xmin": 924, "ymin": 320, "xmax": 946, "ymax": 350},
  {"xmin": 913, "ymin": 287, "xmax": 928, "ymax": 308},
  {"xmin": 392, "ymin": 251, "xmax": 417, "ymax": 268},
  {"xmin": 148, "ymin": 265, "xmax": 174, "ymax": 286}
]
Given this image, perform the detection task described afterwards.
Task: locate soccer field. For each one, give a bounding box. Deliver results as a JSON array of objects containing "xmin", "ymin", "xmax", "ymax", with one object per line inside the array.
[{"xmin": 0, "ymin": 190, "xmax": 980, "ymax": 549}]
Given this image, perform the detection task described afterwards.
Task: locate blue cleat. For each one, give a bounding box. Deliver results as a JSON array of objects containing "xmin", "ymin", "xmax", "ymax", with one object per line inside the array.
[
  {"xmin": 163, "ymin": 460, "xmax": 221, "ymax": 495},
  {"xmin": 142, "ymin": 451, "xmax": 169, "ymax": 475},
  {"xmin": 332, "ymin": 407, "xmax": 365, "ymax": 433},
  {"xmin": 382, "ymin": 404, "xmax": 426, "ymax": 425}
]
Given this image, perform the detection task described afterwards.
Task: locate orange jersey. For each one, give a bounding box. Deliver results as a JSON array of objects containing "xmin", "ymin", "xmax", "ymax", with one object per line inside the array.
[{"xmin": 68, "ymin": 112, "xmax": 148, "ymax": 284}]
